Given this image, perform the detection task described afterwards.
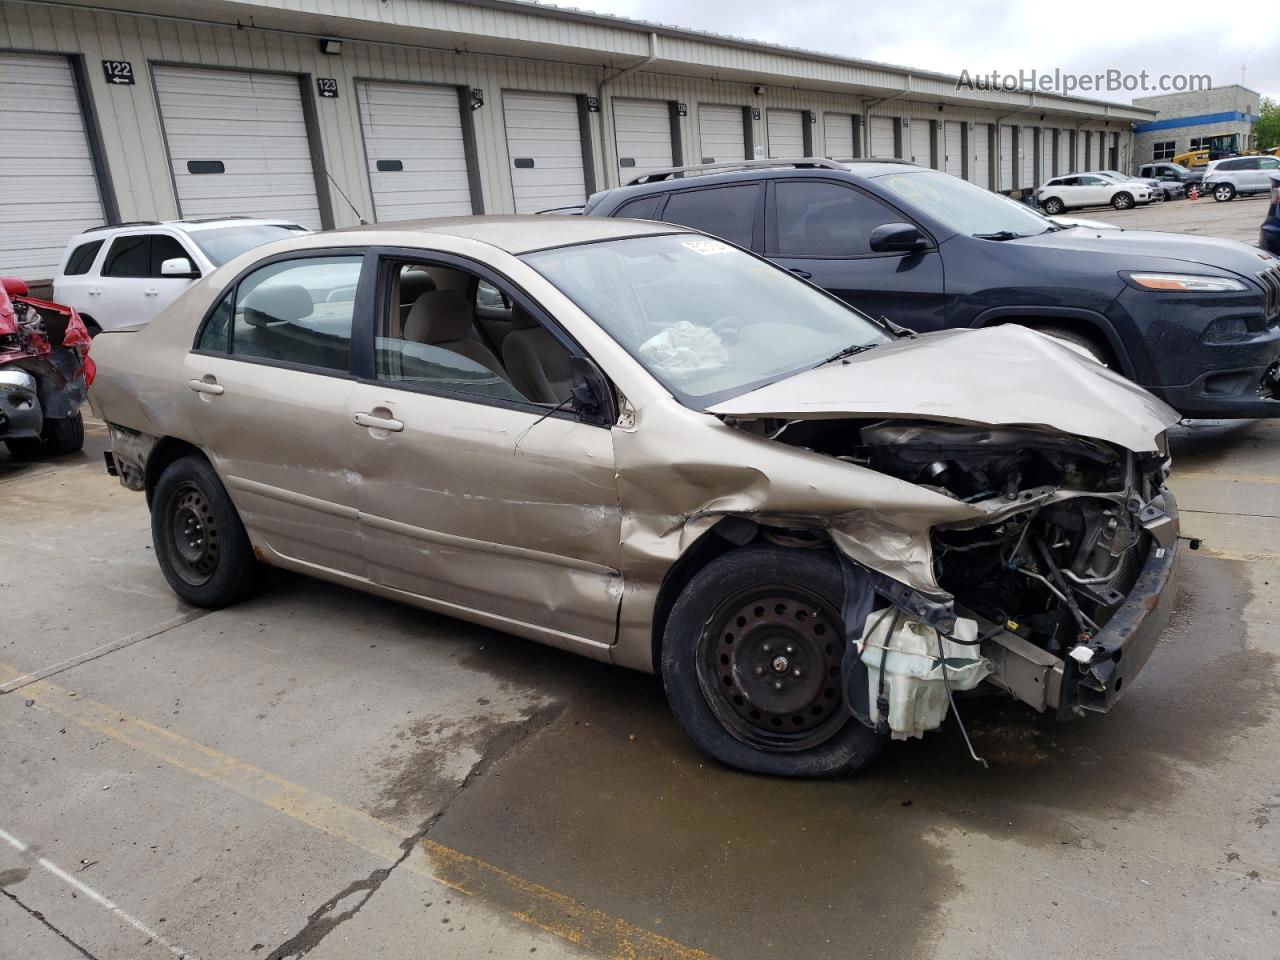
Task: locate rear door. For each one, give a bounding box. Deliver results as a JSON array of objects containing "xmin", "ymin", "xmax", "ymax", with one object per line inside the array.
[
  {"xmin": 765, "ymin": 178, "xmax": 945, "ymax": 329},
  {"xmin": 652, "ymin": 183, "xmax": 764, "ymax": 251}
]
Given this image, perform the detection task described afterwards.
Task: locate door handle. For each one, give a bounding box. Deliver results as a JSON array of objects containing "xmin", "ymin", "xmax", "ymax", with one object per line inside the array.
[
  {"xmin": 87, "ymin": 287, "xmax": 102, "ymax": 296},
  {"xmin": 188, "ymin": 378, "xmax": 224, "ymax": 395},
  {"xmin": 353, "ymin": 412, "xmax": 404, "ymax": 432},
  {"xmin": 143, "ymin": 288, "xmax": 159, "ymax": 297},
  {"xmin": 788, "ymin": 268, "xmax": 813, "ymax": 279}
]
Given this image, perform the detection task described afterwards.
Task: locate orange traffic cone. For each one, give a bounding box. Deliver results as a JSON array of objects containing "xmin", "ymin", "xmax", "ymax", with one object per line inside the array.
[{"xmin": 1189, "ymin": 184, "xmax": 1198, "ymax": 200}]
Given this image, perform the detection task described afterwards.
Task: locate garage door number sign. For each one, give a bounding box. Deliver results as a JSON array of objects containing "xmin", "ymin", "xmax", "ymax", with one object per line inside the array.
[
  {"xmin": 102, "ymin": 60, "xmax": 134, "ymax": 85},
  {"xmin": 317, "ymin": 78, "xmax": 339, "ymax": 98}
]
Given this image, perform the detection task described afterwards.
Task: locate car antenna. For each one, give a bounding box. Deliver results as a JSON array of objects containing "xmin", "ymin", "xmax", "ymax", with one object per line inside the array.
[{"xmin": 321, "ymin": 166, "xmax": 368, "ymax": 225}]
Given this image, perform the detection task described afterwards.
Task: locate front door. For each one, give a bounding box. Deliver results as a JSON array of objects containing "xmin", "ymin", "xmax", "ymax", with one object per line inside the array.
[
  {"xmin": 97, "ymin": 233, "xmax": 197, "ymax": 328},
  {"xmin": 184, "ymin": 251, "xmax": 368, "ymax": 575},
  {"xmin": 766, "ymin": 178, "xmax": 946, "ymax": 330},
  {"xmin": 349, "ymin": 253, "xmax": 623, "ymax": 648}
]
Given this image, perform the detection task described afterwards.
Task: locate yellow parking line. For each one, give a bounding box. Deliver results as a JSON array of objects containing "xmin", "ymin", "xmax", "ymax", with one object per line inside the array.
[{"xmin": 1, "ymin": 664, "xmax": 715, "ymax": 960}]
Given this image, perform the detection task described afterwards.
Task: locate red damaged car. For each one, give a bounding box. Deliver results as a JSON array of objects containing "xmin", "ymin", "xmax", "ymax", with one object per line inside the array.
[{"xmin": 0, "ymin": 275, "xmax": 93, "ymax": 456}]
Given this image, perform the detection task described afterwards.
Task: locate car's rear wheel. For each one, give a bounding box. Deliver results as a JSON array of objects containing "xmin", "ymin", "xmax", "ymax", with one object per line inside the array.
[
  {"xmin": 1041, "ymin": 197, "xmax": 1065, "ymax": 215},
  {"xmin": 1213, "ymin": 183, "xmax": 1236, "ymax": 202},
  {"xmin": 661, "ymin": 544, "xmax": 888, "ymax": 778},
  {"xmin": 1112, "ymin": 192, "xmax": 1134, "ymax": 210},
  {"xmin": 152, "ymin": 454, "xmax": 258, "ymax": 607},
  {"xmin": 3, "ymin": 411, "xmax": 84, "ymax": 457}
]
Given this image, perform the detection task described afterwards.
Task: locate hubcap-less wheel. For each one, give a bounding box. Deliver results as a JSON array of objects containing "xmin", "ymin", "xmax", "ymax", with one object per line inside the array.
[
  {"xmin": 697, "ymin": 587, "xmax": 847, "ymax": 752},
  {"xmin": 167, "ymin": 483, "xmax": 221, "ymax": 586}
]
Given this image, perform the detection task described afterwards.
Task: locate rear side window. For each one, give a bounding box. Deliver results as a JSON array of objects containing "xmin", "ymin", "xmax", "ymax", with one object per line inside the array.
[
  {"xmin": 614, "ymin": 195, "xmax": 663, "ymax": 220},
  {"xmin": 64, "ymin": 239, "xmax": 104, "ymax": 276},
  {"xmin": 197, "ymin": 256, "xmax": 363, "ymax": 374},
  {"xmin": 102, "ymin": 235, "xmax": 150, "ymax": 277},
  {"xmin": 773, "ymin": 181, "xmax": 901, "ymax": 257},
  {"xmin": 659, "ymin": 184, "xmax": 761, "ymax": 248}
]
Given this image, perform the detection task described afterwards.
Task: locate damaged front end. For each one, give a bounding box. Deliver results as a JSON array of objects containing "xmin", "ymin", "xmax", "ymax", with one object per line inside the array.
[{"xmin": 727, "ymin": 415, "xmax": 1180, "ymax": 740}]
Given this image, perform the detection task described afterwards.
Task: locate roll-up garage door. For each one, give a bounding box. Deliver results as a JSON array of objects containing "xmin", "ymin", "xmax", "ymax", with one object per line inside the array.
[
  {"xmin": 869, "ymin": 116, "xmax": 896, "ymax": 158},
  {"xmin": 502, "ymin": 91, "xmax": 587, "ymax": 214},
  {"xmin": 0, "ymin": 53, "xmax": 106, "ymax": 279},
  {"xmin": 153, "ymin": 66, "xmax": 322, "ymax": 227},
  {"xmin": 972, "ymin": 123, "xmax": 991, "ymax": 188},
  {"xmin": 698, "ymin": 104, "xmax": 746, "ymax": 164},
  {"xmin": 356, "ymin": 81, "xmax": 472, "ymax": 222},
  {"xmin": 999, "ymin": 125, "xmax": 1014, "ymax": 190},
  {"xmin": 613, "ymin": 98, "xmax": 673, "ymax": 184},
  {"xmin": 944, "ymin": 121, "xmax": 964, "ymax": 177},
  {"xmin": 1040, "ymin": 129, "xmax": 1053, "ymax": 184},
  {"xmin": 1057, "ymin": 129, "xmax": 1071, "ymax": 175},
  {"xmin": 908, "ymin": 120, "xmax": 931, "ymax": 166},
  {"xmin": 1019, "ymin": 127, "xmax": 1035, "ymax": 188},
  {"xmin": 767, "ymin": 109, "xmax": 804, "ymax": 158},
  {"xmin": 824, "ymin": 113, "xmax": 854, "ymax": 159}
]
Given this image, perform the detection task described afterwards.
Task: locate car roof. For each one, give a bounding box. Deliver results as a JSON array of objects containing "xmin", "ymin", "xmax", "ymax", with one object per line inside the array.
[
  {"xmin": 328, "ymin": 215, "xmax": 690, "ymax": 254},
  {"xmin": 80, "ymin": 217, "xmax": 303, "ymax": 237}
]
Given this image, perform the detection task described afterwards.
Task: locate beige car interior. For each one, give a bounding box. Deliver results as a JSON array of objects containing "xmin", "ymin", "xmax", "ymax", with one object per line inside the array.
[{"xmin": 388, "ymin": 264, "xmax": 573, "ymax": 405}]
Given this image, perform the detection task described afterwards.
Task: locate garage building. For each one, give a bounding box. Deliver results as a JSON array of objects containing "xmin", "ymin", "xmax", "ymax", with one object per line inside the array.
[{"xmin": 0, "ymin": 0, "xmax": 1153, "ymax": 281}]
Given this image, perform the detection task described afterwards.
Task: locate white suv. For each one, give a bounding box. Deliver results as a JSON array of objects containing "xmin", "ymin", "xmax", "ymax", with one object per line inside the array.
[
  {"xmin": 1203, "ymin": 155, "xmax": 1280, "ymax": 202},
  {"xmin": 53, "ymin": 218, "xmax": 309, "ymax": 333},
  {"xmin": 1035, "ymin": 173, "xmax": 1152, "ymax": 215}
]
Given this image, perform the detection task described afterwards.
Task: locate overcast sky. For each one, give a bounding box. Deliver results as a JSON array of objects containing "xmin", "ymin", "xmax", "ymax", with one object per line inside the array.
[{"xmin": 578, "ymin": 1, "xmax": 1278, "ymax": 106}]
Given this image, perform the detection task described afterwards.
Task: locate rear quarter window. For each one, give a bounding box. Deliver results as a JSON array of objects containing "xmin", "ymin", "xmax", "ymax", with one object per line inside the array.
[
  {"xmin": 63, "ymin": 238, "xmax": 104, "ymax": 275},
  {"xmin": 613, "ymin": 195, "xmax": 663, "ymax": 220}
]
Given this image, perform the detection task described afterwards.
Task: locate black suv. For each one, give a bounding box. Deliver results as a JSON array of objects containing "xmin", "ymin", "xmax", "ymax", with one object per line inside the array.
[{"xmin": 584, "ymin": 159, "xmax": 1280, "ymax": 418}]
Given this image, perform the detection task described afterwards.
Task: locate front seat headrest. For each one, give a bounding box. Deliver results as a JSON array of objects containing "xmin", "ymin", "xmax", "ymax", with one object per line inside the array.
[
  {"xmin": 404, "ymin": 289, "xmax": 474, "ymax": 343},
  {"xmin": 242, "ymin": 283, "xmax": 314, "ymax": 327}
]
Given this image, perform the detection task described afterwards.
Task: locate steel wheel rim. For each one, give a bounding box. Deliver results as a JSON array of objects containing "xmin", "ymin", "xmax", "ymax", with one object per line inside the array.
[
  {"xmin": 167, "ymin": 482, "xmax": 220, "ymax": 586},
  {"xmin": 696, "ymin": 585, "xmax": 848, "ymax": 752}
]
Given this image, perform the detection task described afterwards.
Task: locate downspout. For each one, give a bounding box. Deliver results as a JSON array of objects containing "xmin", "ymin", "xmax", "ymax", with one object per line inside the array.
[
  {"xmin": 863, "ymin": 74, "xmax": 912, "ymax": 158},
  {"xmin": 597, "ymin": 32, "xmax": 660, "ymax": 189}
]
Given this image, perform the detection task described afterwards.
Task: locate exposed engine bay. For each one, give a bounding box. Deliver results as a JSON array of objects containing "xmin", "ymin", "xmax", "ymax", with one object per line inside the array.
[{"xmin": 731, "ymin": 415, "xmax": 1179, "ymax": 740}]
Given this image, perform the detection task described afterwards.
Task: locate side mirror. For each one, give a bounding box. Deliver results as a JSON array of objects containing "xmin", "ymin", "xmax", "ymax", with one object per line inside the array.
[
  {"xmin": 1, "ymin": 276, "xmax": 29, "ymax": 297},
  {"xmin": 569, "ymin": 355, "xmax": 617, "ymax": 427},
  {"xmin": 868, "ymin": 222, "xmax": 930, "ymax": 254},
  {"xmin": 160, "ymin": 257, "xmax": 199, "ymax": 278}
]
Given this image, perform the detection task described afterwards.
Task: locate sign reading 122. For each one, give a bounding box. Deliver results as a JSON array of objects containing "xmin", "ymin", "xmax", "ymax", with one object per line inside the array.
[{"xmin": 102, "ymin": 60, "xmax": 134, "ymax": 85}]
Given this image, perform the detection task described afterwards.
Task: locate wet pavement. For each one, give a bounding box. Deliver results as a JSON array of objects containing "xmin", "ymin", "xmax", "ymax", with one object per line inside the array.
[{"xmin": 2, "ymin": 414, "xmax": 1278, "ymax": 959}]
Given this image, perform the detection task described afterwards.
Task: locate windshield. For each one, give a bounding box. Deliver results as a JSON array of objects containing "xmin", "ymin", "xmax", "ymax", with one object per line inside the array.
[
  {"xmin": 190, "ymin": 224, "xmax": 308, "ymax": 266},
  {"xmin": 876, "ymin": 169, "xmax": 1053, "ymax": 238},
  {"xmin": 522, "ymin": 234, "xmax": 889, "ymax": 406}
]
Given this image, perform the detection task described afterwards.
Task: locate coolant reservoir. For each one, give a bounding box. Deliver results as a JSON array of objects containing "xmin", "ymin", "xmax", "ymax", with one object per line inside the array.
[{"xmin": 859, "ymin": 610, "xmax": 991, "ymax": 740}]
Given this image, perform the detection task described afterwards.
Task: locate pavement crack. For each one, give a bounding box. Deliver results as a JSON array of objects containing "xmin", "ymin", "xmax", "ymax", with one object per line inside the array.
[
  {"xmin": 1, "ymin": 887, "xmax": 100, "ymax": 960},
  {"xmin": 262, "ymin": 702, "xmax": 561, "ymax": 959}
]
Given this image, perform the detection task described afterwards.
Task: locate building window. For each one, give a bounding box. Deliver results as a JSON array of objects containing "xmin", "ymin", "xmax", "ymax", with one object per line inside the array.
[{"xmin": 1152, "ymin": 140, "xmax": 1176, "ymax": 161}]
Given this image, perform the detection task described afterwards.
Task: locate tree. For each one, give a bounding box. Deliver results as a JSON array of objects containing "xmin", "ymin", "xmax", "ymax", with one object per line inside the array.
[{"xmin": 1257, "ymin": 97, "xmax": 1280, "ymax": 151}]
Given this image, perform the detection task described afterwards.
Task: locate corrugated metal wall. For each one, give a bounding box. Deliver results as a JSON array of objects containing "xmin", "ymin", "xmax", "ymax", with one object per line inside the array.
[{"xmin": 0, "ymin": 0, "xmax": 1140, "ymax": 274}]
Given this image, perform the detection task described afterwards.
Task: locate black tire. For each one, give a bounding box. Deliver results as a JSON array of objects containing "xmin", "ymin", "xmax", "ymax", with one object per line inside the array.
[
  {"xmin": 3, "ymin": 410, "xmax": 84, "ymax": 457},
  {"xmin": 660, "ymin": 543, "xmax": 888, "ymax": 778},
  {"xmin": 1034, "ymin": 324, "xmax": 1115, "ymax": 368},
  {"xmin": 1041, "ymin": 197, "xmax": 1065, "ymax": 215},
  {"xmin": 43, "ymin": 411, "xmax": 84, "ymax": 454},
  {"xmin": 1111, "ymin": 191, "xmax": 1134, "ymax": 210},
  {"xmin": 1213, "ymin": 183, "xmax": 1236, "ymax": 202},
  {"xmin": 151, "ymin": 454, "xmax": 258, "ymax": 607}
]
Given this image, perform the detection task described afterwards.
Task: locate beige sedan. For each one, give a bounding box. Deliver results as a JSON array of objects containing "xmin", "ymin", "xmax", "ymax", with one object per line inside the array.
[{"xmin": 90, "ymin": 217, "xmax": 1182, "ymax": 777}]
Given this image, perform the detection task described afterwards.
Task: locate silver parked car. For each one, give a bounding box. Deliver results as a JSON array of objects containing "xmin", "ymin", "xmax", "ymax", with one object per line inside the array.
[
  {"xmin": 1090, "ymin": 170, "xmax": 1172, "ymax": 202},
  {"xmin": 1203, "ymin": 155, "xmax": 1280, "ymax": 202}
]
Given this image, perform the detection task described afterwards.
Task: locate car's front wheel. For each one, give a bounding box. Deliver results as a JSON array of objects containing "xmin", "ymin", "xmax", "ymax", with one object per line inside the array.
[
  {"xmin": 151, "ymin": 454, "xmax": 258, "ymax": 607},
  {"xmin": 1112, "ymin": 191, "xmax": 1134, "ymax": 210},
  {"xmin": 661, "ymin": 543, "xmax": 888, "ymax": 778},
  {"xmin": 1041, "ymin": 197, "xmax": 1065, "ymax": 215},
  {"xmin": 1213, "ymin": 183, "xmax": 1236, "ymax": 202}
]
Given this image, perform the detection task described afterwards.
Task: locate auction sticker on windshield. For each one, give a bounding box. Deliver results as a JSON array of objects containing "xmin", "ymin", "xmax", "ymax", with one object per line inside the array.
[{"xmin": 681, "ymin": 238, "xmax": 733, "ymax": 255}]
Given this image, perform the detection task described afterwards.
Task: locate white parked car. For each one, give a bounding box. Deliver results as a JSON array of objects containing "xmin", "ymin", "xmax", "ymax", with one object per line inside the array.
[
  {"xmin": 53, "ymin": 218, "xmax": 310, "ymax": 333},
  {"xmin": 1202, "ymin": 155, "xmax": 1280, "ymax": 202},
  {"xmin": 1035, "ymin": 174, "xmax": 1152, "ymax": 215}
]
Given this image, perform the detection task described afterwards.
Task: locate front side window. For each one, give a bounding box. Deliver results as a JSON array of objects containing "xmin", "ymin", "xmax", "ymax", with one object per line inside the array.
[
  {"xmin": 659, "ymin": 184, "xmax": 761, "ymax": 248},
  {"xmin": 102, "ymin": 235, "xmax": 150, "ymax": 277},
  {"xmin": 877, "ymin": 169, "xmax": 1053, "ymax": 238},
  {"xmin": 773, "ymin": 181, "xmax": 901, "ymax": 257},
  {"xmin": 1257, "ymin": 158, "xmax": 1280, "ymax": 170},
  {"xmin": 63, "ymin": 239, "xmax": 104, "ymax": 276},
  {"xmin": 151, "ymin": 235, "xmax": 194, "ymax": 275},
  {"xmin": 523, "ymin": 233, "xmax": 889, "ymax": 406},
  {"xmin": 197, "ymin": 256, "xmax": 362, "ymax": 373}
]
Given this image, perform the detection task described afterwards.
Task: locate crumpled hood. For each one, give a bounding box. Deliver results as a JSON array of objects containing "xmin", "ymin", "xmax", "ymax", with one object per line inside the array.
[
  {"xmin": 708, "ymin": 325, "xmax": 1180, "ymax": 452},
  {"xmin": 1018, "ymin": 226, "xmax": 1276, "ymax": 279}
]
